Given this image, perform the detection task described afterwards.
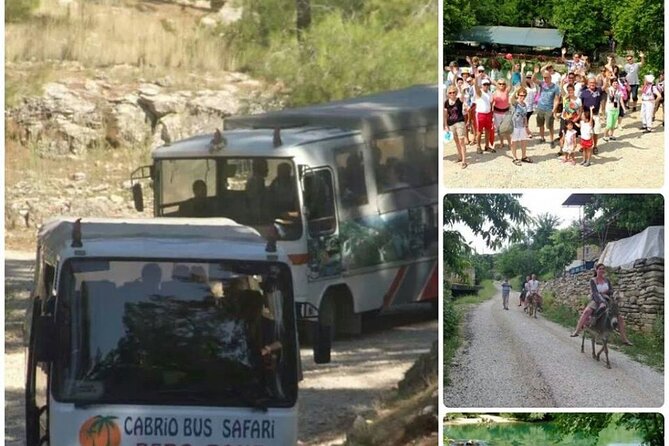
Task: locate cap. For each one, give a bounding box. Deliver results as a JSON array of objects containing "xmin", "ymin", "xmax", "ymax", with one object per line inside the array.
[
  {"xmin": 645, "ymin": 74, "xmax": 655, "ymax": 83},
  {"xmin": 461, "ymin": 67, "xmax": 470, "ymax": 74},
  {"xmin": 525, "ymin": 71, "xmax": 533, "ymax": 77},
  {"xmin": 477, "ymin": 65, "xmax": 485, "ymax": 71},
  {"xmin": 482, "ymin": 79, "xmax": 491, "ymax": 85}
]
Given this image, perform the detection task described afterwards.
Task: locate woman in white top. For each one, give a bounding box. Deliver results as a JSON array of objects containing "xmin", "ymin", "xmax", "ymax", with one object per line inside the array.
[{"xmin": 640, "ymin": 74, "xmax": 660, "ymax": 132}]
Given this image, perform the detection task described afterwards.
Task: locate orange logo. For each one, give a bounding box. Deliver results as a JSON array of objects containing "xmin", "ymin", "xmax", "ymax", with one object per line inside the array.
[{"xmin": 79, "ymin": 415, "xmax": 121, "ymax": 446}]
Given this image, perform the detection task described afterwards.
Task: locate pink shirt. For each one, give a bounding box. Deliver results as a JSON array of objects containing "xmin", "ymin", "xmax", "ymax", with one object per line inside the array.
[{"xmin": 493, "ymin": 90, "xmax": 510, "ymax": 110}]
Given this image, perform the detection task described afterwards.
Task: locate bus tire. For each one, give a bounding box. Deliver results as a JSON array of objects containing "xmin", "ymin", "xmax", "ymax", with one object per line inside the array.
[{"xmin": 320, "ymin": 287, "xmax": 361, "ymax": 339}]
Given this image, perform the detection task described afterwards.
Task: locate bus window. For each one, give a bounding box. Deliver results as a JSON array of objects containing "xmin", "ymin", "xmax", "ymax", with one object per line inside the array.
[
  {"xmin": 372, "ymin": 127, "xmax": 437, "ymax": 193},
  {"xmin": 334, "ymin": 147, "xmax": 368, "ymax": 207},
  {"xmin": 303, "ymin": 169, "xmax": 336, "ymax": 235},
  {"xmin": 158, "ymin": 158, "xmax": 302, "ymax": 239}
]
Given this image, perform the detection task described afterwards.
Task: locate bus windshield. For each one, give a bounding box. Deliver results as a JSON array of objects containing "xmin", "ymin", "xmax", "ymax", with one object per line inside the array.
[
  {"xmin": 53, "ymin": 259, "xmax": 297, "ymax": 408},
  {"xmin": 157, "ymin": 158, "xmax": 302, "ymax": 240}
]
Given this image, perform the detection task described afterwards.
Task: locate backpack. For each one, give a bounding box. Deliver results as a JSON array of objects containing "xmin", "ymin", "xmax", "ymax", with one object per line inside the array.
[{"xmin": 498, "ymin": 111, "xmax": 514, "ymax": 135}]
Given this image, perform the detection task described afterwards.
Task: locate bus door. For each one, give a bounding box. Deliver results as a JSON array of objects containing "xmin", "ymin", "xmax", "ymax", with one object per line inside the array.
[
  {"xmin": 25, "ymin": 259, "xmax": 56, "ymax": 446},
  {"xmin": 301, "ymin": 167, "xmax": 342, "ymax": 281}
]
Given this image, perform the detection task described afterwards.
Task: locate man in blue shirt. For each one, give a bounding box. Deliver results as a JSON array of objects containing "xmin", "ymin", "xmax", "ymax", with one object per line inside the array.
[
  {"xmin": 532, "ymin": 69, "xmax": 561, "ymax": 149},
  {"xmin": 501, "ymin": 278, "xmax": 512, "ymax": 310}
]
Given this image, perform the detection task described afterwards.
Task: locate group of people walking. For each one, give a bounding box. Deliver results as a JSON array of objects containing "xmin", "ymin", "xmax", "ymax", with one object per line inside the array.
[
  {"xmin": 444, "ymin": 50, "xmax": 664, "ymax": 169},
  {"xmin": 500, "ymin": 274, "xmax": 541, "ymax": 311}
]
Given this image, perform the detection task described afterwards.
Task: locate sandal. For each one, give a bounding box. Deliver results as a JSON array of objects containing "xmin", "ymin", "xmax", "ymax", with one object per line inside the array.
[
  {"xmin": 461, "ymin": 162, "xmax": 468, "ymax": 169},
  {"xmin": 484, "ymin": 147, "xmax": 496, "ymax": 153},
  {"xmin": 539, "ymin": 137, "xmax": 547, "ymax": 143},
  {"xmin": 521, "ymin": 157, "xmax": 533, "ymax": 163},
  {"xmin": 512, "ymin": 159, "xmax": 522, "ymax": 166}
]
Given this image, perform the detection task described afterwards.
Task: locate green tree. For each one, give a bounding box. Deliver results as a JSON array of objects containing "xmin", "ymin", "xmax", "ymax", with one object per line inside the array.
[
  {"xmin": 552, "ymin": 0, "xmax": 610, "ymax": 53},
  {"xmin": 495, "ymin": 244, "xmax": 541, "ymax": 278},
  {"xmin": 538, "ymin": 226, "xmax": 580, "ymax": 277},
  {"xmin": 554, "ymin": 413, "xmax": 663, "ymax": 446},
  {"xmin": 608, "ymin": 0, "xmax": 664, "ymax": 74},
  {"xmin": 443, "ymin": 0, "xmax": 476, "ymax": 40},
  {"xmin": 584, "ymin": 194, "xmax": 664, "ymax": 234},
  {"xmin": 531, "ymin": 213, "xmax": 561, "ymax": 250}
]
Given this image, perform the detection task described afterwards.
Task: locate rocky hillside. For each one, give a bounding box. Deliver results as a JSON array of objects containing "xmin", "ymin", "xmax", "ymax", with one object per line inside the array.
[{"xmin": 5, "ymin": 66, "xmax": 282, "ymax": 250}]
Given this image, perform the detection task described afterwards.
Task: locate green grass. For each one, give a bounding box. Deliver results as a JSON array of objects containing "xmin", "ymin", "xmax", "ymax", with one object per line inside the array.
[
  {"xmin": 541, "ymin": 292, "xmax": 664, "ymax": 371},
  {"xmin": 444, "ymin": 279, "xmax": 497, "ymax": 385}
]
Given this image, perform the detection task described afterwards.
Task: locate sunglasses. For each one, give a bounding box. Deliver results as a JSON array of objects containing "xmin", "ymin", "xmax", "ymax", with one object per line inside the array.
[
  {"xmin": 447, "ymin": 91, "xmax": 456, "ymax": 94},
  {"xmin": 518, "ymin": 94, "xmax": 526, "ymax": 97}
]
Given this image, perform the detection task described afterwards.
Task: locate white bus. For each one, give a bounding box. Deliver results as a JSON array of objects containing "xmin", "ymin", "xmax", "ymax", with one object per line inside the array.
[
  {"xmin": 131, "ymin": 85, "xmax": 439, "ymax": 337},
  {"xmin": 25, "ymin": 218, "xmax": 330, "ymax": 446}
]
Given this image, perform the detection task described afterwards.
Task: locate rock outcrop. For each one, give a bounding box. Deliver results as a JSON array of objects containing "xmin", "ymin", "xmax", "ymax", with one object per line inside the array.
[{"xmin": 7, "ymin": 71, "xmax": 280, "ymax": 157}]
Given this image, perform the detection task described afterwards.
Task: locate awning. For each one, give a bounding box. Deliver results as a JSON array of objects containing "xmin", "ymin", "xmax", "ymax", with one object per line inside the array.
[
  {"xmin": 456, "ymin": 26, "xmax": 564, "ymax": 49},
  {"xmin": 599, "ymin": 226, "xmax": 664, "ymax": 268}
]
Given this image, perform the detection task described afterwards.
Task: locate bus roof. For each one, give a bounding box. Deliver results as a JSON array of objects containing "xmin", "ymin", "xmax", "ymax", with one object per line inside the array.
[
  {"xmin": 152, "ymin": 126, "xmax": 358, "ymax": 159},
  {"xmin": 224, "ymin": 84, "xmax": 437, "ymax": 137},
  {"xmin": 38, "ymin": 218, "xmax": 280, "ymax": 262}
]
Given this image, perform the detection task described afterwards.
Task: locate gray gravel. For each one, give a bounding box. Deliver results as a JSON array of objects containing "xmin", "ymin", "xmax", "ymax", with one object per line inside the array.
[
  {"xmin": 444, "ymin": 285, "xmax": 664, "ymax": 408},
  {"xmin": 443, "ymin": 109, "xmax": 664, "ymax": 188}
]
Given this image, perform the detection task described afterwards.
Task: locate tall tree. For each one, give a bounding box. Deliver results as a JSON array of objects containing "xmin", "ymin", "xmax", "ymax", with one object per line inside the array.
[
  {"xmin": 443, "ymin": 194, "xmax": 529, "ymax": 272},
  {"xmin": 584, "ymin": 194, "xmax": 664, "ymax": 234},
  {"xmin": 554, "ymin": 413, "xmax": 663, "ymax": 446},
  {"xmin": 531, "ymin": 213, "xmax": 561, "ymax": 250},
  {"xmin": 296, "ymin": 0, "xmax": 312, "ymax": 42}
]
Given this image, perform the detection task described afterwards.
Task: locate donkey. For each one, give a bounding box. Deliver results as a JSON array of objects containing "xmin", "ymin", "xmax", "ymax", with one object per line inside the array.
[
  {"xmin": 581, "ymin": 296, "xmax": 619, "ymax": 369},
  {"xmin": 527, "ymin": 292, "xmax": 539, "ymax": 318}
]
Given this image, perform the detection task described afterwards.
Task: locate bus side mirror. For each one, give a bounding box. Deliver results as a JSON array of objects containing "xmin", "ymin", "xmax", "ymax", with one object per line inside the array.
[
  {"xmin": 312, "ymin": 322, "xmax": 331, "ymax": 364},
  {"xmin": 132, "ymin": 183, "xmax": 144, "ymax": 212},
  {"xmin": 35, "ymin": 316, "xmax": 56, "ymax": 363}
]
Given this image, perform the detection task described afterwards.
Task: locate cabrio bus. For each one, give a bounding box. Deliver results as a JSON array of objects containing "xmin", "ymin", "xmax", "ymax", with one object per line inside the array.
[
  {"xmin": 131, "ymin": 85, "xmax": 438, "ymax": 337},
  {"xmin": 25, "ymin": 218, "xmax": 329, "ymax": 446}
]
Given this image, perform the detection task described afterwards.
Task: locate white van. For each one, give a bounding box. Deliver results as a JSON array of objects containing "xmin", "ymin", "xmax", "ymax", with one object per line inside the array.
[
  {"xmin": 131, "ymin": 85, "xmax": 438, "ymax": 337},
  {"xmin": 25, "ymin": 217, "xmax": 330, "ymax": 446}
]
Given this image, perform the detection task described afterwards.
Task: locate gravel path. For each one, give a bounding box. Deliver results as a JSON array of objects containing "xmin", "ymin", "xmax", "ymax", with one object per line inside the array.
[
  {"xmin": 444, "ymin": 285, "xmax": 664, "ymax": 408},
  {"xmin": 4, "ymin": 252, "xmax": 436, "ymax": 446},
  {"xmin": 443, "ymin": 109, "xmax": 664, "ymax": 188}
]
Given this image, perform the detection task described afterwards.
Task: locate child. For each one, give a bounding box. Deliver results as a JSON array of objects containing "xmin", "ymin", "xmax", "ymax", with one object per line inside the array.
[
  {"xmin": 560, "ymin": 120, "xmax": 577, "ymax": 164},
  {"xmin": 580, "ymin": 107, "xmax": 595, "ymax": 166}
]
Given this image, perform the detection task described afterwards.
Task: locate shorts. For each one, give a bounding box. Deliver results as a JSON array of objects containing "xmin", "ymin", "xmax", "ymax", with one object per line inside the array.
[
  {"xmin": 606, "ymin": 109, "xmax": 620, "ymax": 129},
  {"xmin": 592, "ymin": 115, "xmax": 602, "ymax": 134},
  {"xmin": 630, "ymin": 84, "xmax": 639, "ymax": 102},
  {"xmin": 526, "ymin": 111, "xmax": 534, "ymax": 120},
  {"xmin": 581, "ymin": 138, "xmax": 594, "ymax": 149},
  {"xmin": 451, "ymin": 121, "xmax": 466, "ymax": 139},
  {"xmin": 477, "ymin": 111, "xmax": 494, "ymax": 131},
  {"xmin": 511, "ymin": 127, "xmax": 529, "ymax": 142},
  {"xmin": 535, "ymin": 109, "xmax": 554, "ymax": 128}
]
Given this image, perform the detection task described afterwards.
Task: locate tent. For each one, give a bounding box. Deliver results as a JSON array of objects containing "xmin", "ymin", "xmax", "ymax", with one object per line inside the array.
[
  {"xmin": 599, "ymin": 226, "xmax": 664, "ymax": 268},
  {"xmin": 455, "ymin": 26, "xmax": 564, "ymax": 49}
]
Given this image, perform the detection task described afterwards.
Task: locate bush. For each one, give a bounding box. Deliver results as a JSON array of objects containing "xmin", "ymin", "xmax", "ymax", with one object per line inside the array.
[
  {"xmin": 652, "ymin": 314, "xmax": 664, "ymax": 351},
  {"xmin": 443, "ymin": 297, "xmax": 459, "ymax": 337},
  {"xmin": 224, "ymin": 1, "xmax": 436, "ymax": 106},
  {"xmin": 6, "ymin": 0, "xmax": 40, "ymax": 23}
]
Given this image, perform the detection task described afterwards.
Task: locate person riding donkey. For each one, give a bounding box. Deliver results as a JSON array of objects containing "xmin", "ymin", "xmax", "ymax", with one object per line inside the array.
[
  {"xmin": 526, "ymin": 273, "xmax": 543, "ymax": 312},
  {"xmin": 518, "ymin": 274, "xmax": 530, "ymax": 307}
]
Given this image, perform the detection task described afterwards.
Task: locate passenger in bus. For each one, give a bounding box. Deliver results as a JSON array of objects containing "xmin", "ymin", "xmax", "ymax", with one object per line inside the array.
[
  {"xmin": 383, "ymin": 158, "xmax": 410, "ymax": 190},
  {"xmin": 268, "ymin": 162, "xmax": 298, "ymax": 216},
  {"xmin": 341, "ymin": 152, "xmax": 367, "ymax": 206},
  {"xmin": 160, "ymin": 264, "xmax": 192, "ymax": 299},
  {"xmin": 179, "ymin": 180, "xmax": 211, "ymax": 217},
  {"xmin": 120, "ymin": 263, "xmax": 162, "ymax": 300},
  {"xmin": 245, "ymin": 159, "xmax": 269, "ymax": 224}
]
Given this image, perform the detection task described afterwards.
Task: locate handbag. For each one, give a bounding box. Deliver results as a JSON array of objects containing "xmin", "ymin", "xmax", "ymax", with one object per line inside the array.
[{"xmin": 498, "ymin": 111, "xmax": 513, "ymax": 135}]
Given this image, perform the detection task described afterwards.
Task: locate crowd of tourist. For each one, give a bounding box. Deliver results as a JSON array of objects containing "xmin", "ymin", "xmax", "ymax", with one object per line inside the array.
[{"xmin": 443, "ymin": 50, "xmax": 664, "ymax": 169}]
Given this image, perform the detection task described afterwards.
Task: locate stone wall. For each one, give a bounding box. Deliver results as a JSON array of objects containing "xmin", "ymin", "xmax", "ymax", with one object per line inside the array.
[{"xmin": 543, "ymin": 257, "xmax": 664, "ymax": 332}]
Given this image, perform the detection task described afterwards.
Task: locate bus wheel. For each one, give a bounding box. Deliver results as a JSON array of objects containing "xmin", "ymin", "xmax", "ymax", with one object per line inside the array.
[{"xmin": 319, "ymin": 292, "xmax": 338, "ymax": 342}]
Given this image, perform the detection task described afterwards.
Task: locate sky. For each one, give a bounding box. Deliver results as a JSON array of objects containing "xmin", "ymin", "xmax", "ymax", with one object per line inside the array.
[{"xmin": 447, "ymin": 191, "xmax": 582, "ymax": 255}]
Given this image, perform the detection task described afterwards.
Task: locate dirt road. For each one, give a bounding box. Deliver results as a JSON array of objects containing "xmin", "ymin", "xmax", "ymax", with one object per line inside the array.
[
  {"xmin": 443, "ymin": 285, "xmax": 664, "ymax": 408},
  {"xmin": 443, "ymin": 109, "xmax": 664, "ymax": 188},
  {"xmin": 4, "ymin": 252, "xmax": 437, "ymax": 446}
]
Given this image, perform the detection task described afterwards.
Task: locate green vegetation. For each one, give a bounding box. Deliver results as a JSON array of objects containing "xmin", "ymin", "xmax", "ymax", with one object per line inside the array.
[
  {"xmin": 554, "ymin": 413, "xmax": 663, "ymax": 446},
  {"xmin": 444, "ymin": 279, "xmax": 497, "ymax": 385},
  {"xmin": 445, "ymin": 0, "xmax": 664, "ymax": 75},
  {"xmin": 225, "ymin": 0, "xmax": 437, "ymax": 106},
  {"xmin": 584, "ymin": 195, "xmax": 665, "ymax": 234},
  {"xmin": 6, "ymin": 0, "xmax": 40, "ymax": 23}
]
